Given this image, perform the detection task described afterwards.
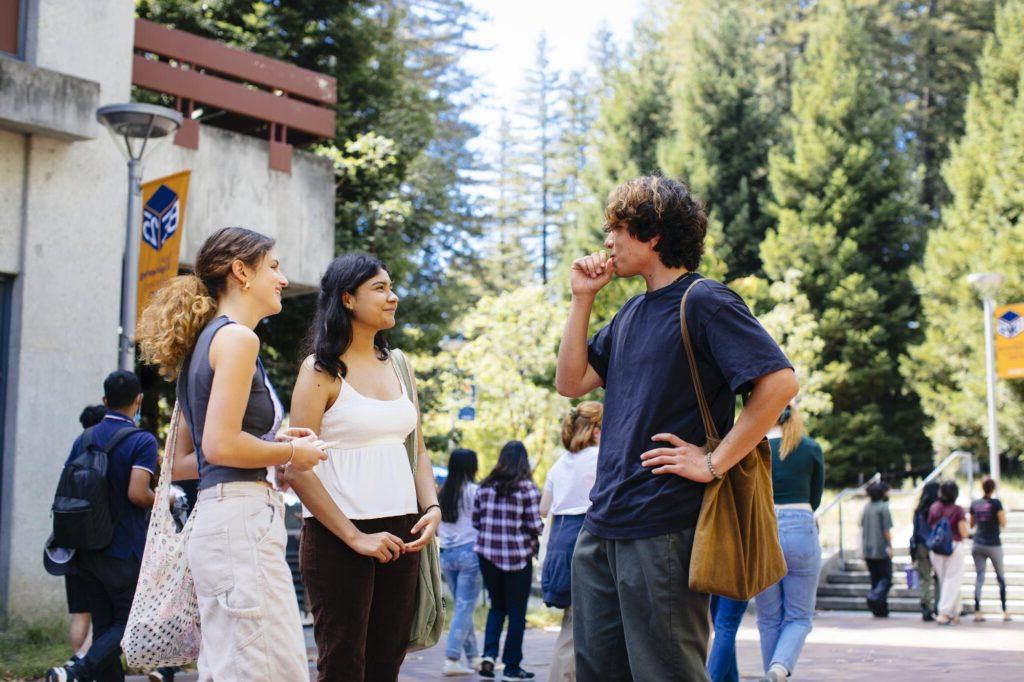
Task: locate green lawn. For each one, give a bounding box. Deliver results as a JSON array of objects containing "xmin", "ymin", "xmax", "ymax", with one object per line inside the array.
[{"xmin": 0, "ymin": 620, "xmax": 68, "ymax": 681}]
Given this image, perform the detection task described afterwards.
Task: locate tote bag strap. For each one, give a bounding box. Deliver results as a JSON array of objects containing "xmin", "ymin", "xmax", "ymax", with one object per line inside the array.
[
  {"xmin": 390, "ymin": 349, "xmax": 421, "ymax": 475},
  {"xmin": 678, "ymin": 278, "xmax": 721, "ymax": 443}
]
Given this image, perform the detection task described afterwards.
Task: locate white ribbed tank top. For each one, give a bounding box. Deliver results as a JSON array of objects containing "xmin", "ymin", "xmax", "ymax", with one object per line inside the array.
[{"xmin": 302, "ymin": 363, "xmax": 418, "ymax": 520}]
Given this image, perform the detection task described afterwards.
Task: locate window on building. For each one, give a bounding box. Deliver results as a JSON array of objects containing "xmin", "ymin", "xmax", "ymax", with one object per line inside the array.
[{"xmin": 0, "ymin": 0, "xmax": 22, "ymax": 57}]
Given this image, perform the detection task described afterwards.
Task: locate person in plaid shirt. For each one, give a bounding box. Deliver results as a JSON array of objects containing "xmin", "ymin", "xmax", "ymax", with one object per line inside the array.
[{"xmin": 472, "ymin": 441, "xmax": 544, "ymax": 680}]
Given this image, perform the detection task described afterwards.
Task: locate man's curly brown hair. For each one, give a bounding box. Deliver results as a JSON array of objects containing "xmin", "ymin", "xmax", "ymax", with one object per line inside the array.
[{"xmin": 603, "ymin": 176, "xmax": 707, "ymax": 270}]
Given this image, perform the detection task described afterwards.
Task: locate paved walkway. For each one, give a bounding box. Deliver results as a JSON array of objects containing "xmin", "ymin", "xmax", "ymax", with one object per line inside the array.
[{"xmin": 116, "ymin": 611, "xmax": 1023, "ymax": 681}]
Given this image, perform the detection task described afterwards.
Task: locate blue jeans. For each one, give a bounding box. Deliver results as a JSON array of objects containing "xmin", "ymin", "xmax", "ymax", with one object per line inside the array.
[
  {"xmin": 440, "ymin": 543, "xmax": 482, "ymax": 661},
  {"xmin": 754, "ymin": 509, "xmax": 821, "ymax": 674},
  {"xmin": 708, "ymin": 595, "xmax": 749, "ymax": 682}
]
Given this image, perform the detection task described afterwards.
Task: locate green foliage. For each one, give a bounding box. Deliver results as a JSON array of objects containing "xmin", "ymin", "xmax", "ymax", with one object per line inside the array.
[
  {"xmin": 905, "ymin": 0, "xmax": 1024, "ymax": 462},
  {"xmin": 414, "ymin": 287, "xmax": 569, "ymax": 485},
  {"xmin": 658, "ymin": 1, "xmax": 777, "ymax": 278},
  {"xmin": 761, "ymin": 1, "xmax": 931, "ymax": 483}
]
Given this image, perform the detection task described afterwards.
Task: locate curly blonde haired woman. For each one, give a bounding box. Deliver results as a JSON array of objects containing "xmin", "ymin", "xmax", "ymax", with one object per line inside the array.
[
  {"xmin": 137, "ymin": 226, "xmax": 326, "ymax": 681},
  {"xmin": 541, "ymin": 401, "xmax": 602, "ymax": 682}
]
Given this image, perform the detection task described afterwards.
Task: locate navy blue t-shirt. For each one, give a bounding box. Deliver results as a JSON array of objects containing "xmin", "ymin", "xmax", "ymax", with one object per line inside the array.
[
  {"xmin": 64, "ymin": 412, "xmax": 159, "ymax": 561},
  {"xmin": 970, "ymin": 497, "xmax": 1003, "ymax": 546},
  {"xmin": 585, "ymin": 275, "xmax": 792, "ymax": 540}
]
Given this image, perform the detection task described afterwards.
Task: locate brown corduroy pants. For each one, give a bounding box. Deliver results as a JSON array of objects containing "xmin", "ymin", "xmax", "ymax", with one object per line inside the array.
[{"xmin": 300, "ymin": 514, "xmax": 421, "ymax": 682}]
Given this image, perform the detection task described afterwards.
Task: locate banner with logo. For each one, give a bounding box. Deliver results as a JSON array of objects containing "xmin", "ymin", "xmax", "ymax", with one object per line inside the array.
[
  {"xmin": 137, "ymin": 170, "xmax": 190, "ymax": 320},
  {"xmin": 996, "ymin": 303, "xmax": 1024, "ymax": 379}
]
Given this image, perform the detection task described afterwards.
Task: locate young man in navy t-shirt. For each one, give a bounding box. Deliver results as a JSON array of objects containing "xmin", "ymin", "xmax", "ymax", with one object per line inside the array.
[
  {"xmin": 47, "ymin": 371, "xmax": 158, "ymax": 682},
  {"xmin": 556, "ymin": 176, "xmax": 798, "ymax": 681}
]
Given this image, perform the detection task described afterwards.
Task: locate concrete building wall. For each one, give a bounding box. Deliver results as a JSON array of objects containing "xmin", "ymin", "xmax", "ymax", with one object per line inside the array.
[
  {"xmin": 1, "ymin": 0, "xmax": 135, "ymax": 622},
  {"xmin": 145, "ymin": 126, "xmax": 336, "ymax": 293},
  {"xmin": 0, "ymin": 131, "xmax": 26, "ymax": 275},
  {"xmin": 0, "ymin": 1, "xmax": 335, "ymax": 624}
]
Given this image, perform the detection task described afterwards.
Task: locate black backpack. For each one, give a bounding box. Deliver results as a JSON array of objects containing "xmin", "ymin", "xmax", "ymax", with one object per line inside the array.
[{"xmin": 52, "ymin": 425, "xmax": 141, "ymax": 550}]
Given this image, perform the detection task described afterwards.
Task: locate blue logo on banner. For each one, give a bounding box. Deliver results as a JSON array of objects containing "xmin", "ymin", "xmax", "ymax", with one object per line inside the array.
[
  {"xmin": 458, "ymin": 406, "xmax": 476, "ymax": 421},
  {"xmin": 142, "ymin": 185, "xmax": 180, "ymax": 250},
  {"xmin": 998, "ymin": 310, "xmax": 1023, "ymax": 339}
]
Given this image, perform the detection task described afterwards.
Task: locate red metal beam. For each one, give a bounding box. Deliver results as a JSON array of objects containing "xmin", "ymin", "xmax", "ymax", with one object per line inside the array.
[
  {"xmin": 133, "ymin": 55, "xmax": 335, "ymax": 139},
  {"xmin": 134, "ymin": 18, "xmax": 336, "ymax": 105},
  {"xmin": 0, "ymin": 0, "xmax": 19, "ymax": 55}
]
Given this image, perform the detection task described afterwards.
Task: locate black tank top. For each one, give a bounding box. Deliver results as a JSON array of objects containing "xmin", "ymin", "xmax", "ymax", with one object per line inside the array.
[{"xmin": 176, "ymin": 316, "xmax": 278, "ymax": 490}]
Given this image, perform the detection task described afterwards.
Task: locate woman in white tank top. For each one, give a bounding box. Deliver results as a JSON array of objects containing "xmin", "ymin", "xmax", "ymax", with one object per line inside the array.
[{"xmin": 286, "ymin": 253, "xmax": 441, "ymax": 682}]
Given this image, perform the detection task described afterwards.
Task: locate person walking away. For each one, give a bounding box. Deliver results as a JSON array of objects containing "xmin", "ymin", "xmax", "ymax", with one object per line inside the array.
[
  {"xmin": 540, "ymin": 402, "xmax": 602, "ymax": 682},
  {"xmin": 45, "ymin": 372, "xmax": 158, "ymax": 682},
  {"xmin": 473, "ymin": 441, "xmax": 544, "ymax": 680},
  {"xmin": 287, "ymin": 253, "xmax": 442, "ymax": 682},
  {"xmin": 438, "ymin": 448, "xmax": 484, "ymax": 676},
  {"xmin": 555, "ymin": 176, "xmax": 798, "ymax": 682},
  {"xmin": 970, "ymin": 478, "xmax": 1010, "ymax": 622},
  {"xmin": 910, "ymin": 482, "xmax": 941, "ymax": 620},
  {"xmin": 136, "ymin": 226, "xmax": 326, "ymax": 681},
  {"xmin": 929, "ymin": 480, "xmax": 971, "ymax": 625},
  {"xmin": 860, "ymin": 482, "xmax": 894, "ymax": 618},
  {"xmin": 750, "ymin": 404, "xmax": 824, "ymax": 681}
]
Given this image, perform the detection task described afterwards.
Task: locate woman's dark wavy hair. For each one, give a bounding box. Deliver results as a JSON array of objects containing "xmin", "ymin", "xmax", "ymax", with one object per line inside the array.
[
  {"xmin": 939, "ymin": 480, "xmax": 959, "ymax": 505},
  {"xmin": 603, "ymin": 175, "xmax": 707, "ymax": 271},
  {"xmin": 915, "ymin": 481, "xmax": 940, "ymax": 515},
  {"xmin": 480, "ymin": 441, "xmax": 533, "ymax": 498},
  {"xmin": 439, "ymin": 448, "xmax": 478, "ymax": 524},
  {"xmin": 308, "ymin": 253, "xmax": 390, "ymax": 379}
]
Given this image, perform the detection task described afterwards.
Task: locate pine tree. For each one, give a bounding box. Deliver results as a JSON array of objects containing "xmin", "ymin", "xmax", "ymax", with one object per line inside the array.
[
  {"xmin": 659, "ymin": 1, "xmax": 776, "ymax": 279},
  {"xmin": 761, "ymin": 0, "xmax": 931, "ymax": 484},
  {"xmin": 905, "ymin": 0, "xmax": 1024, "ymax": 463}
]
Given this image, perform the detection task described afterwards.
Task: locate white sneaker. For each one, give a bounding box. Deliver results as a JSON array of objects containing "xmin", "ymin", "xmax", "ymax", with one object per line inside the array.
[
  {"xmin": 469, "ymin": 656, "xmax": 483, "ymax": 671},
  {"xmin": 442, "ymin": 659, "xmax": 475, "ymax": 676}
]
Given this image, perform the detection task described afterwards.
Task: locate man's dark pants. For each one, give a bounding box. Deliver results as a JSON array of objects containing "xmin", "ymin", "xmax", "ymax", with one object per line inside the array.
[
  {"xmin": 571, "ymin": 526, "xmax": 710, "ymax": 681},
  {"xmin": 865, "ymin": 557, "xmax": 893, "ymax": 616},
  {"xmin": 76, "ymin": 551, "xmax": 140, "ymax": 682}
]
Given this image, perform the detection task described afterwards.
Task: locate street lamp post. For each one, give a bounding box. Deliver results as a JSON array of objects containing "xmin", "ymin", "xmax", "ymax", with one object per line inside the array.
[
  {"xmin": 967, "ymin": 272, "xmax": 1005, "ymax": 482},
  {"xmin": 96, "ymin": 103, "xmax": 182, "ymax": 371}
]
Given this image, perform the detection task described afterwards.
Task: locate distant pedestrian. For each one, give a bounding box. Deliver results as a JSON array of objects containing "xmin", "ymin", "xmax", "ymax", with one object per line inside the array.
[
  {"xmin": 929, "ymin": 480, "xmax": 971, "ymax": 625},
  {"xmin": 861, "ymin": 482, "xmax": 894, "ymax": 618},
  {"xmin": 46, "ymin": 372, "xmax": 158, "ymax": 682},
  {"xmin": 473, "ymin": 441, "xmax": 544, "ymax": 681},
  {"xmin": 910, "ymin": 482, "xmax": 941, "ymax": 620},
  {"xmin": 970, "ymin": 478, "xmax": 1010, "ymax": 622},
  {"xmin": 438, "ymin": 448, "xmax": 484, "ymax": 676},
  {"xmin": 752, "ymin": 404, "xmax": 825, "ymax": 682},
  {"xmin": 540, "ymin": 402, "xmax": 602, "ymax": 682}
]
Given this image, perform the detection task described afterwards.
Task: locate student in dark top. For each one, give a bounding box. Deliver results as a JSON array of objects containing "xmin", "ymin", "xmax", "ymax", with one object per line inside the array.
[
  {"xmin": 752, "ymin": 404, "xmax": 825, "ymax": 680},
  {"xmin": 970, "ymin": 478, "xmax": 1009, "ymax": 622},
  {"xmin": 860, "ymin": 482, "xmax": 894, "ymax": 618},
  {"xmin": 46, "ymin": 373, "xmax": 158, "ymax": 682},
  {"xmin": 136, "ymin": 227, "xmax": 326, "ymax": 680},
  {"xmin": 928, "ymin": 480, "xmax": 971, "ymax": 625},
  {"xmin": 556, "ymin": 176, "xmax": 798, "ymax": 682},
  {"xmin": 910, "ymin": 482, "xmax": 941, "ymax": 620}
]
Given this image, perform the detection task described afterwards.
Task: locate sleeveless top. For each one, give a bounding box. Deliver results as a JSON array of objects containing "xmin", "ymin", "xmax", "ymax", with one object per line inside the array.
[
  {"xmin": 302, "ymin": 359, "xmax": 418, "ymax": 520},
  {"xmin": 176, "ymin": 315, "xmax": 281, "ymax": 490}
]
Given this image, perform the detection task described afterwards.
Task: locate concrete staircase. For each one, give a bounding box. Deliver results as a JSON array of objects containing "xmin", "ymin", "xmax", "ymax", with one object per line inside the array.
[{"xmin": 816, "ymin": 510, "xmax": 1024, "ymax": 616}]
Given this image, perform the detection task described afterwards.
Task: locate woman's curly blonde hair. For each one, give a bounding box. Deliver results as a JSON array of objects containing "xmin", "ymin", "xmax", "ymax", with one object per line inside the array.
[{"xmin": 136, "ymin": 227, "xmax": 274, "ymax": 379}]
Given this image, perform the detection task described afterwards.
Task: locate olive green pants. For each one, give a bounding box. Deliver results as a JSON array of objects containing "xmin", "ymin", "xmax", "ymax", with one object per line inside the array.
[{"xmin": 571, "ymin": 527, "xmax": 710, "ymax": 682}]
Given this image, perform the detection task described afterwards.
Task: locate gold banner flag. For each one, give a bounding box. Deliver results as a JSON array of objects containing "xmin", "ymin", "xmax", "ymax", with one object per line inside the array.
[
  {"xmin": 996, "ymin": 303, "xmax": 1024, "ymax": 379},
  {"xmin": 137, "ymin": 170, "xmax": 190, "ymax": 320}
]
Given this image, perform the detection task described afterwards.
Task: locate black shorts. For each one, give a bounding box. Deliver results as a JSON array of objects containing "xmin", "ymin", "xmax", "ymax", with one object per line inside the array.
[{"xmin": 65, "ymin": 572, "xmax": 89, "ymax": 614}]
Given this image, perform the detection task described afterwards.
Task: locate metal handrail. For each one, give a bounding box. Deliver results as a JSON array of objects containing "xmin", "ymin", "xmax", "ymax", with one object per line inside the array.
[
  {"xmin": 815, "ymin": 451, "xmax": 974, "ymax": 565},
  {"xmin": 814, "ymin": 472, "xmax": 880, "ymax": 563}
]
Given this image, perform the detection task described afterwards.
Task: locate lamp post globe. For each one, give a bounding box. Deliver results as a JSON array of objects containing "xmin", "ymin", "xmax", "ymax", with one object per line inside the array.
[{"xmin": 96, "ymin": 103, "xmax": 182, "ymax": 371}]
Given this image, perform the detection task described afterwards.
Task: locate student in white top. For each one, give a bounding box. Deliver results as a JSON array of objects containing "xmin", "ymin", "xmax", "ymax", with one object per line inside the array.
[
  {"xmin": 287, "ymin": 253, "xmax": 441, "ymax": 682},
  {"xmin": 540, "ymin": 401, "xmax": 603, "ymax": 682},
  {"xmin": 438, "ymin": 448, "xmax": 483, "ymax": 676}
]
